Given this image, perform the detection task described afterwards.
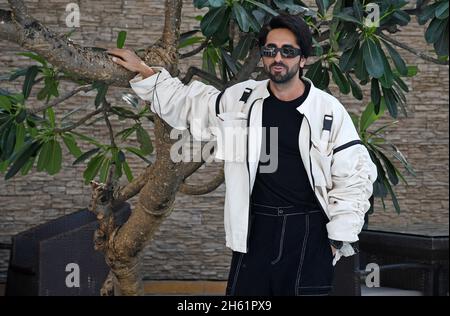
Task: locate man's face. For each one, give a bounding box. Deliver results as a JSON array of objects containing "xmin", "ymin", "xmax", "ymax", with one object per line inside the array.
[{"xmin": 262, "ymin": 28, "xmax": 306, "ymax": 84}]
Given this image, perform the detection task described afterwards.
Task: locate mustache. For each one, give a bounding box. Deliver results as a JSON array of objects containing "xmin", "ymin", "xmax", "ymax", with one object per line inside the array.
[{"xmin": 269, "ymin": 62, "xmax": 288, "ymax": 69}]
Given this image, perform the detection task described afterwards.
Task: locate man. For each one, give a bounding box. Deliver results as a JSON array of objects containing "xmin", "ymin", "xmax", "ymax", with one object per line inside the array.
[{"xmin": 107, "ymin": 14, "xmax": 377, "ymax": 296}]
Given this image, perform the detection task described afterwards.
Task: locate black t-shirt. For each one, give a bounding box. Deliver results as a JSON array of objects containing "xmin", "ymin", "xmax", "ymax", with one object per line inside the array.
[{"xmin": 251, "ymin": 80, "xmax": 317, "ymax": 207}]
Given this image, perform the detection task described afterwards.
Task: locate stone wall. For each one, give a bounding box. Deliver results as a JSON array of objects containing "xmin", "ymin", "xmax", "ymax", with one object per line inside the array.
[{"xmin": 0, "ymin": 0, "xmax": 448, "ymax": 281}]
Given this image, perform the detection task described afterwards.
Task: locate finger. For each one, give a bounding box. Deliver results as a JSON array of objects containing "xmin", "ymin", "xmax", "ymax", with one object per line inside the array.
[
  {"xmin": 111, "ymin": 56, "xmax": 126, "ymax": 66},
  {"xmin": 106, "ymin": 48, "xmax": 125, "ymax": 57}
]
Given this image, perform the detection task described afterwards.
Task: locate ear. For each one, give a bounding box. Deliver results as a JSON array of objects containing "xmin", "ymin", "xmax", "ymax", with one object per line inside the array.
[{"xmin": 299, "ymin": 57, "xmax": 307, "ymax": 68}]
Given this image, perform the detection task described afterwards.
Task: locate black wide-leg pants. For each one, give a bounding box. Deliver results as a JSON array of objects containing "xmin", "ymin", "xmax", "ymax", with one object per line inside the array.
[{"xmin": 226, "ymin": 202, "xmax": 335, "ymax": 296}]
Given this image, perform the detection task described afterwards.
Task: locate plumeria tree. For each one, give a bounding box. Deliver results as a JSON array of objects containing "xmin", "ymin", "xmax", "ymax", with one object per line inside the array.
[{"xmin": 0, "ymin": 0, "xmax": 448, "ymax": 295}]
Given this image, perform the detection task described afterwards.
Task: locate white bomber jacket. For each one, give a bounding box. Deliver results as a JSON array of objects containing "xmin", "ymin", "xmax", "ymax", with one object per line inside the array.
[{"xmin": 130, "ymin": 68, "xmax": 378, "ymax": 264}]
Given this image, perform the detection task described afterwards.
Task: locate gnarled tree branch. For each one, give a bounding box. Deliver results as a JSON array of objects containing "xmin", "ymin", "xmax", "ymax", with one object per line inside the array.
[
  {"xmin": 28, "ymin": 84, "xmax": 93, "ymax": 114},
  {"xmin": 0, "ymin": 2, "xmax": 178, "ymax": 87},
  {"xmin": 179, "ymin": 168, "xmax": 224, "ymax": 195},
  {"xmin": 53, "ymin": 107, "xmax": 103, "ymax": 133},
  {"xmin": 114, "ymin": 164, "xmax": 153, "ymax": 203},
  {"xmin": 380, "ymin": 32, "xmax": 449, "ymax": 65},
  {"xmin": 182, "ymin": 66, "xmax": 225, "ymax": 89},
  {"xmin": 7, "ymin": 0, "xmax": 29, "ymax": 23},
  {"xmin": 180, "ymin": 40, "xmax": 209, "ymax": 59}
]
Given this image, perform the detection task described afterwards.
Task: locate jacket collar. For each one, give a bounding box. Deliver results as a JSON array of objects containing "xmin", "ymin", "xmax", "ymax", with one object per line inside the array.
[{"xmin": 253, "ymin": 76, "xmax": 318, "ymax": 119}]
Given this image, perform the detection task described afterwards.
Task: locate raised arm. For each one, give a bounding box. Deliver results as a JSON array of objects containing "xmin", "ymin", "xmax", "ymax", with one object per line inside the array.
[{"xmin": 107, "ymin": 48, "xmax": 221, "ymax": 142}]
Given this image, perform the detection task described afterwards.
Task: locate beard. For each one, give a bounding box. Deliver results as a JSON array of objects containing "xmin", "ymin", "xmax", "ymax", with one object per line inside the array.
[{"xmin": 264, "ymin": 61, "xmax": 300, "ymax": 84}]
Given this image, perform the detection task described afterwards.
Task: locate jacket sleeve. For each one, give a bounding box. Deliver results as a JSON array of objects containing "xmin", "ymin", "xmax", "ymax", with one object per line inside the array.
[
  {"xmin": 129, "ymin": 67, "xmax": 221, "ymax": 141},
  {"xmin": 325, "ymin": 105, "xmax": 378, "ymax": 244}
]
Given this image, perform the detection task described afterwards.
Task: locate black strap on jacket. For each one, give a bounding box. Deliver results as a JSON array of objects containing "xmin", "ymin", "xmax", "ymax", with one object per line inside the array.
[
  {"xmin": 323, "ymin": 114, "xmax": 333, "ymax": 132},
  {"xmin": 215, "ymin": 88, "xmax": 254, "ymax": 117}
]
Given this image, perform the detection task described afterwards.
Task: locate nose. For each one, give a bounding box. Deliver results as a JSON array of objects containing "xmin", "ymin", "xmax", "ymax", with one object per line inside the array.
[{"xmin": 274, "ymin": 51, "xmax": 283, "ymax": 62}]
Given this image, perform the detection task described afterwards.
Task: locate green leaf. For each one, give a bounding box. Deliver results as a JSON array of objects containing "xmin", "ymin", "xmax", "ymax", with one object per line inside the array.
[
  {"xmin": 330, "ymin": 63, "xmax": 350, "ymax": 94},
  {"xmin": 353, "ymin": 0, "xmax": 363, "ymax": 22},
  {"xmin": 0, "ymin": 96, "xmax": 12, "ymax": 111},
  {"xmin": 346, "ymin": 73, "xmax": 363, "ymax": 100},
  {"xmin": 362, "ymin": 38, "xmax": 384, "ymax": 78},
  {"xmin": 221, "ymin": 49, "xmax": 238, "ymax": 76},
  {"xmin": 2, "ymin": 123, "xmax": 16, "ymax": 160},
  {"xmin": 391, "ymin": 85, "xmax": 407, "ymax": 117},
  {"xmin": 83, "ymin": 154, "xmax": 105, "ymax": 184},
  {"xmin": 316, "ymin": 0, "xmax": 331, "ymax": 15},
  {"xmin": 23, "ymin": 66, "xmax": 40, "ymax": 100},
  {"xmin": 14, "ymin": 123, "xmax": 25, "ymax": 151},
  {"xmin": 37, "ymin": 140, "xmax": 52, "ymax": 172},
  {"xmin": 392, "ymin": 10, "xmax": 410, "ymax": 26},
  {"xmin": 123, "ymin": 160, "xmax": 133, "ymax": 182},
  {"xmin": 384, "ymin": 177, "xmax": 401, "ymax": 214},
  {"xmin": 9, "ymin": 68, "xmax": 29, "ymax": 81},
  {"xmin": 360, "ymin": 101, "xmax": 385, "ymax": 132},
  {"xmin": 339, "ymin": 43, "xmax": 359, "ymax": 72},
  {"xmin": 15, "ymin": 109, "xmax": 27, "ymax": 124},
  {"xmin": 37, "ymin": 85, "xmax": 49, "ymax": 101},
  {"xmin": 393, "ymin": 75, "xmax": 409, "ymax": 93},
  {"xmin": 354, "ymin": 47, "xmax": 369, "ymax": 82},
  {"xmin": 116, "ymin": 126, "xmax": 138, "ymax": 141},
  {"xmin": 209, "ymin": 0, "xmax": 225, "ymax": 7},
  {"xmin": 111, "ymin": 106, "xmax": 137, "ymax": 120},
  {"xmin": 371, "ymin": 78, "xmax": 381, "ymax": 113},
  {"xmin": 136, "ymin": 125, "xmax": 153, "ymax": 155},
  {"xmin": 382, "ymin": 39, "xmax": 408, "ymax": 76},
  {"xmin": 418, "ymin": 5, "xmax": 436, "ymax": 25},
  {"xmin": 376, "ymin": 149, "xmax": 399, "ymax": 185},
  {"xmin": 201, "ymin": 6, "xmax": 228, "ymax": 37},
  {"xmin": 382, "ymin": 87, "xmax": 398, "ymax": 118},
  {"xmin": 20, "ymin": 152, "xmax": 37, "ymax": 175},
  {"xmin": 245, "ymin": 0, "xmax": 279, "ymax": 16},
  {"xmin": 338, "ymin": 30, "xmax": 360, "ymax": 52},
  {"xmin": 73, "ymin": 147, "xmax": 101, "ymax": 165},
  {"xmin": 311, "ymin": 37, "xmax": 323, "ymax": 57},
  {"xmin": 93, "ymin": 82, "xmax": 109, "ymax": 107},
  {"xmin": 433, "ymin": 20, "xmax": 449, "ymax": 56},
  {"xmin": 47, "ymin": 107, "xmax": 56, "ymax": 128},
  {"xmin": 390, "ymin": 144, "xmax": 416, "ymax": 177},
  {"xmin": 124, "ymin": 146, "xmax": 152, "ymax": 163},
  {"xmin": 211, "ymin": 9, "xmax": 232, "ymax": 47},
  {"xmin": 232, "ymin": 35, "xmax": 254, "ymax": 61},
  {"xmin": 46, "ymin": 139, "xmax": 62, "ymax": 175},
  {"xmin": 407, "ymin": 65, "xmax": 418, "ymax": 77},
  {"xmin": 425, "ymin": 17, "xmax": 447, "ymax": 44},
  {"xmin": 233, "ymin": 3, "xmax": 250, "ymax": 32},
  {"xmin": 378, "ymin": 48, "xmax": 394, "ymax": 88},
  {"xmin": 5, "ymin": 141, "xmax": 42, "ymax": 180},
  {"xmin": 17, "ymin": 52, "xmax": 47, "ymax": 65},
  {"xmin": 116, "ymin": 31, "xmax": 127, "ymax": 49},
  {"xmin": 306, "ymin": 60, "xmax": 329, "ymax": 90},
  {"xmin": 194, "ymin": 0, "xmax": 209, "ymax": 9},
  {"xmin": 71, "ymin": 131, "xmax": 103, "ymax": 147},
  {"xmin": 435, "ymin": 1, "xmax": 449, "ymax": 19},
  {"xmin": 62, "ymin": 133, "xmax": 82, "ymax": 158},
  {"xmin": 112, "ymin": 148, "xmax": 123, "ymax": 179},
  {"xmin": 98, "ymin": 157, "xmax": 111, "ymax": 183},
  {"xmin": 178, "ymin": 36, "xmax": 205, "ymax": 49},
  {"xmin": 333, "ymin": 12, "xmax": 363, "ymax": 25}
]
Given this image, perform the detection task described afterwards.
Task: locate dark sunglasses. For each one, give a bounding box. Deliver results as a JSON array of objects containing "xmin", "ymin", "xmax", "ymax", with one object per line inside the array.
[{"xmin": 260, "ymin": 45, "xmax": 302, "ymax": 58}]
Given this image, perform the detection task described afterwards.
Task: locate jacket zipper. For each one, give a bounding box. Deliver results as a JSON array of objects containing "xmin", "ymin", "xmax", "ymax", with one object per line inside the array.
[
  {"xmin": 245, "ymin": 98, "xmax": 262, "ymax": 252},
  {"xmin": 303, "ymin": 116, "xmax": 329, "ymax": 221}
]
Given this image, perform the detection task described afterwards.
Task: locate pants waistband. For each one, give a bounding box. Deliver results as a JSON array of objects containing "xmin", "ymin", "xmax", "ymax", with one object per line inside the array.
[{"xmin": 250, "ymin": 202, "xmax": 322, "ymax": 216}]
